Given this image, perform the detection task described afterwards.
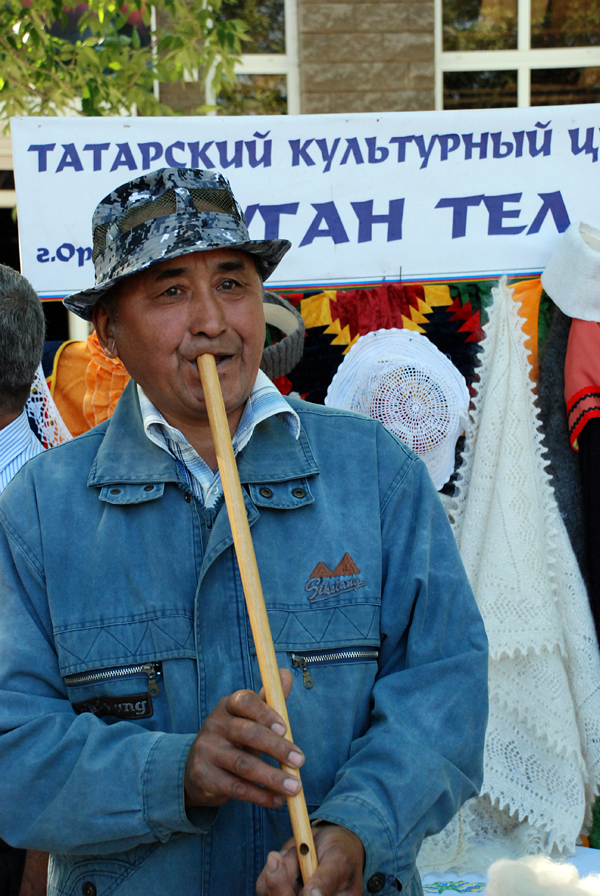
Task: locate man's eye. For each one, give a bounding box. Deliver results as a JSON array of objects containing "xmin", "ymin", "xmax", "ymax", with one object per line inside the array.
[
  {"xmin": 164, "ymin": 286, "xmax": 180, "ymax": 296},
  {"xmin": 220, "ymin": 279, "xmax": 239, "ymax": 290}
]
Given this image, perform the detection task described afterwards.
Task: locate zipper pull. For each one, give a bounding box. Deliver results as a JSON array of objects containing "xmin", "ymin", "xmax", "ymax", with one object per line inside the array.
[
  {"xmin": 142, "ymin": 663, "xmax": 160, "ymax": 697},
  {"xmin": 292, "ymin": 656, "xmax": 314, "ymax": 690}
]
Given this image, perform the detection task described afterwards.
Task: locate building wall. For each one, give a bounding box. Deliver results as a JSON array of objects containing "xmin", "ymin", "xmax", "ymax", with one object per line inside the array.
[
  {"xmin": 158, "ymin": 80, "xmax": 204, "ymax": 116},
  {"xmin": 297, "ymin": 0, "xmax": 435, "ymax": 114}
]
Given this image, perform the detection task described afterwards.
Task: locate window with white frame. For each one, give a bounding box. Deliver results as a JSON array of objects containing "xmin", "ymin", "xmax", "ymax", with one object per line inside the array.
[
  {"xmin": 205, "ymin": 0, "xmax": 299, "ymax": 115},
  {"xmin": 435, "ymin": 0, "xmax": 600, "ymax": 108}
]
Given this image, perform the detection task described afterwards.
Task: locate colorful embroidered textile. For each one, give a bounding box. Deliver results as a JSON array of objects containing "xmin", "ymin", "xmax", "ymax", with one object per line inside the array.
[
  {"xmin": 564, "ymin": 319, "xmax": 600, "ymax": 450},
  {"xmin": 287, "ymin": 281, "xmax": 487, "ymax": 404},
  {"xmin": 417, "ymin": 279, "xmax": 600, "ymax": 875},
  {"xmin": 423, "ymin": 884, "xmax": 485, "ymax": 894}
]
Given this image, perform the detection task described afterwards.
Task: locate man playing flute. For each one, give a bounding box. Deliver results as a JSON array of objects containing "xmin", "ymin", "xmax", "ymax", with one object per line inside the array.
[{"xmin": 0, "ymin": 168, "xmax": 487, "ymax": 896}]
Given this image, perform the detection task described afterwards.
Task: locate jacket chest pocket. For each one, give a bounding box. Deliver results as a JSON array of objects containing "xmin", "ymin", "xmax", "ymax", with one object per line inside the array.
[
  {"xmin": 269, "ymin": 639, "xmax": 380, "ymax": 807},
  {"xmin": 290, "ymin": 646, "xmax": 380, "ymax": 689},
  {"xmin": 64, "ymin": 662, "xmax": 163, "ymax": 722},
  {"xmin": 56, "ymin": 612, "xmax": 198, "ymax": 731},
  {"xmin": 248, "ymin": 596, "xmax": 382, "ymax": 703}
]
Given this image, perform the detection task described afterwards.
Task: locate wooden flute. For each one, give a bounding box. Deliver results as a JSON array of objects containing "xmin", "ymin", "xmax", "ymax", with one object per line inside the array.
[{"xmin": 196, "ymin": 353, "xmax": 318, "ymax": 883}]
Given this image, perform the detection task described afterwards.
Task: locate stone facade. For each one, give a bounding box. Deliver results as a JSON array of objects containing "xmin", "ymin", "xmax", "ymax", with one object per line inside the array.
[
  {"xmin": 297, "ymin": 0, "xmax": 435, "ymax": 114},
  {"xmin": 157, "ymin": 1, "xmax": 435, "ymax": 116}
]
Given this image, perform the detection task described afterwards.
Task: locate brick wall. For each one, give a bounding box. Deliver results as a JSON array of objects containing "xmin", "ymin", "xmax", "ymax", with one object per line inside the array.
[{"xmin": 297, "ymin": 0, "xmax": 435, "ymax": 114}]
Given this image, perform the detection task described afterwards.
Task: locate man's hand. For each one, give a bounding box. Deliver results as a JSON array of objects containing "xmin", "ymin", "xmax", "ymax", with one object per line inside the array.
[
  {"xmin": 184, "ymin": 669, "xmax": 305, "ymax": 809},
  {"xmin": 19, "ymin": 850, "xmax": 49, "ymax": 896},
  {"xmin": 256, "ymin": 823, "xmax": 365, "ymax": 896}
]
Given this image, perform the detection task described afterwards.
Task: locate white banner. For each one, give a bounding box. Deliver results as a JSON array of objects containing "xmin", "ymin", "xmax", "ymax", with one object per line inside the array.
[{"xmin": 10, "ymin": 106, "xmax": 600, "ymax": 297}]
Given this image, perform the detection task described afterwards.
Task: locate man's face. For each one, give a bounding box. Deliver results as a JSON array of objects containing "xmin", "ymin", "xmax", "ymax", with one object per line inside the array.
[{"xmin": 96, "ymin": 248, "xmax": 265, "ymax": 430}]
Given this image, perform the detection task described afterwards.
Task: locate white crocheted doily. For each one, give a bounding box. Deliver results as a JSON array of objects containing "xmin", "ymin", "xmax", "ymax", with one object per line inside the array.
[
  {"xmin": 417, "ymin": 279, "xmax": 600, "ymax": 875},
  {"xmin": 324, "ymin": 329, "xmax": 470, "ymax": 489},
  {"xmin": 26, "ymin": 364, "xmax": 72, "ymax": 448}
]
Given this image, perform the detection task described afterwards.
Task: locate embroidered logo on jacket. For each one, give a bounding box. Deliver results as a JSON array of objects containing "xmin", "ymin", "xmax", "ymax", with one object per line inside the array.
[
  {"xmin": 304, "ymin": 552, "xmax": 367, "ymax": 603},
  {"xmin": 72, "ymin": 693, "xmax": 154, "ymax": 720}
]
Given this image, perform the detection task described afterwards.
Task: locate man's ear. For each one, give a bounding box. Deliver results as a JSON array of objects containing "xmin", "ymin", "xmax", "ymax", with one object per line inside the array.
[{"xmin": 92, "ymin": 301, "xmax": 119, "ymax": 359}]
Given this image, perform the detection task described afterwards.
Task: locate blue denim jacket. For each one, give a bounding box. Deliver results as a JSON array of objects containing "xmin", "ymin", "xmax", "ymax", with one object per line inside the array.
[{"xmin": 0, "ymin": 383, "xmax": 488, "ymax": 896}]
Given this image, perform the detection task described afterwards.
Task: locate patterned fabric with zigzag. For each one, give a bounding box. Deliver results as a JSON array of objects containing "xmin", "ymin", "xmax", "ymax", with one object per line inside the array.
[{"xmin": 274, "ymin": 281, "xmax": 494, "ymax": 403}]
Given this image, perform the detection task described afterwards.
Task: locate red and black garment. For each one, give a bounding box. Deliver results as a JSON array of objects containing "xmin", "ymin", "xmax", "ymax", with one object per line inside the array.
[{"xmin": 564, "ymin": 319, "xmax": 600, "ymax": 451}]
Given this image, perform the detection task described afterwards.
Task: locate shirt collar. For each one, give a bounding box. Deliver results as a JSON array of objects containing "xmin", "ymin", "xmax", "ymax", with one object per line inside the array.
[
  {"xmin": 234, "ymin": 370, "xmax": 300, "ymax": 451},
  {"xmin": 0, "ymin": 410, "xmax": 40, "ymax": 470}
]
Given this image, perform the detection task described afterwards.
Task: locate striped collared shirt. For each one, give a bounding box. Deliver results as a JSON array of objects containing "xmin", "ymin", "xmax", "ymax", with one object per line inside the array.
[
  {"xmin": 138, "ymin": 370, "xmax": 300, "ymax": 507},
  {"xmin": 0, "ymin": 410, "xmax": 44, "ymax": 494}
]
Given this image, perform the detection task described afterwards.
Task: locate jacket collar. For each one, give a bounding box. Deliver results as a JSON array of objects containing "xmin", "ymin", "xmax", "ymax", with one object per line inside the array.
[
  {"xmin": 87, "ymin": 379, "xmax": 319, "ymax": 489},
  {"xmin": 237, "ymin": 413, "xmax": 319, "ymax": 484}
]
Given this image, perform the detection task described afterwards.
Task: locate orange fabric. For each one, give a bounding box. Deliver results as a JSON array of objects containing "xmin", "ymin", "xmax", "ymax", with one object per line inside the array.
[
  {"xmin": 51, "ymin": 333, "xmax": 130, "ymax": 437},
  {"xmin": 52, "ymin": 340, "xmax": 92, "ymax": 437},
  {"xmin": 512, "ymin": 277, "xmax": 543, "ymax": 383},
  {"xmin": 83, "ymin": 332, "xmax": 130, "ymax": 429}
]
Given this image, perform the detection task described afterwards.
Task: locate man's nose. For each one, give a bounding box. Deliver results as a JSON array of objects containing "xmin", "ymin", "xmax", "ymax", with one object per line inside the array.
[{"xmin": 188, "ymin": 286, "xmax": 226, "ymax": 337}]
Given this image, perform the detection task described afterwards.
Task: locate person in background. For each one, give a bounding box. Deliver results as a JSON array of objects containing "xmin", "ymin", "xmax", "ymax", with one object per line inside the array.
[
  {"xmin": 0, "ymin": 265, "xmax": 45, "ymax": 493},
  {"xmin": 0, "ymin": 265, "xmax": 47, "ymax": 896}
]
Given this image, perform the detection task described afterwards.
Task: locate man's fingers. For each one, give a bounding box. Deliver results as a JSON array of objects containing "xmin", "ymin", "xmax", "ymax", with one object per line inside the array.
[
  {"xmin": 185, "ymin": 681, "xmax": 304, "ymax": 810},
  {"xmin": 217, "ymin": 714, "xmax": 304, "ymax": 769},
  {"xmin": 221, "ymin": 742, "xmax": 303, "ymax": 795},
  {"xmin": 226, "ymin": 687, "xmax": 286, "ymax": 732},
  {"xmin": 299, "ymin": 825, "xmax": 365, "ymax": 896},
  {"xmin": 258, "ymin": 668, "xmax": 294, "ymax": 710},
  {"xmin": 256, "ymin": 848, "xmax": 302, "ymax": 896},
  {"xmin": 186, "ymin": 726, "xmax": 304, "ymax": 806},
  {"xmin": 280, "ymin": 668, "xmax": 293, "ymax": 700},
  {"xmin": 256, "ymin": 824, "xmax": 365, "ymax": 896},
  {"xmin": 185, "ymin": 764, "xmax": 288, "ymax": 809},
  {"xmin": 226, "ymin": 684, "xmax": 293, "ymax": 738}
]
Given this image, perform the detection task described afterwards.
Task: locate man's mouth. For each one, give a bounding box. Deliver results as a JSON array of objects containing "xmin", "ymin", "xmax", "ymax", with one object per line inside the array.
[
  {"xmin": 193, "ymin": 352, "xmax": 235, "ymax": 369},
  {"xmin": 212, "ymin": 353, "xmax": 234, "ymax": 368}
]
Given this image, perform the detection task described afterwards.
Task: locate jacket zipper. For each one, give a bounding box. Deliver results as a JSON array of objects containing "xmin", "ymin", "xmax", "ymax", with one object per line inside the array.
[
  {"xmin": 64, "ymin": 662, "xmax": 162, "ymax": 697},
  {"xmin": 291, "ymin": 648, "xmax": 379, "ymax": 689}
]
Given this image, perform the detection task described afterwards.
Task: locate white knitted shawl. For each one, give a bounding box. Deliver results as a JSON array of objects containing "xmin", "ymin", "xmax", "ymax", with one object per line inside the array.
[{"xmin": 417, "ymin": 279, "xmax": 600, "ymax": 874}]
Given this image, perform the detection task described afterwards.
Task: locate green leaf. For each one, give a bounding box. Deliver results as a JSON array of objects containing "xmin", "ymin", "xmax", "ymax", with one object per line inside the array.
[{"xmin": 0, "ymin": 0, "xmax": 245, "ymax": 123}]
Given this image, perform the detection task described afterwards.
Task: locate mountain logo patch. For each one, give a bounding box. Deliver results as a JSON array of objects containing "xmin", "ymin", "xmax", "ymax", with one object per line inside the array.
[{"xmin": 305, "ymin": 552, "xmax": 366, "ymax": 602}]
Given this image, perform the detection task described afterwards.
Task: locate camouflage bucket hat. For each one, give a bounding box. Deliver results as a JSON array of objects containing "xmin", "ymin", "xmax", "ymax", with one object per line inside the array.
[{"xmin": 63, "ymin": 167, "xmax": 291, "ymax": 321}]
